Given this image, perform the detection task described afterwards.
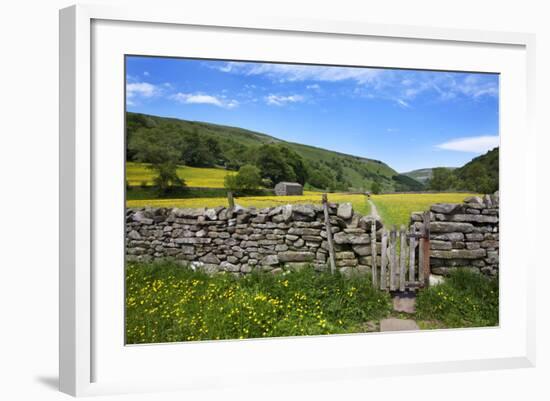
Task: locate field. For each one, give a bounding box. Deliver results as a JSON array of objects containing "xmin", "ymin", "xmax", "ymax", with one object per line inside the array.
[
  {"xmin": 126, "ymin": 162, "xmax": 234, "ymax": 188},
  {"xmin": 127, "ymin": 192, "xmax": 372, "ymax": 216},
  {"xmin": 126, "ymin": 261, "xmax": 392, "ymax": 343},
  {"xmin": 127, "ymin": 191, "xmax": 479, "ymax": 227},
  {"xmin": 371, "ymin": 192, "xmax": 478, "ymax": 228}
]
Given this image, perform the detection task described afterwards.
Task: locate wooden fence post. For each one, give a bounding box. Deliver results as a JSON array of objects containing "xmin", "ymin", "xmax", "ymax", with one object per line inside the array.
[
  {"xmin": 227, "ymin": 191, "xmax": 235, "ymax": 210},
  {"xmin": 371, "ymin": 220, "xmax": 377, "ymax": 287},
  {"xmin": 418, "ymin": 236, "xmax": 425, "ymax": 284},
  {"xmin": 409, "ymin": 226, "xmax": 416, "ymax": 283},
  {"xmin": 322, "ymin": 194, "xmax": 337, "ymax": 275},
  {"xmin": 380, "ymin": 230, "xmax": 388, "ymax": 291},
  {"xmin": 389, "ymin": 226, "xmax": 397, "ymax": 291},
  {"xmin": 421, "ymin": 211, "xmax": 431, "ymax": 287},
  {"xmin": 399, "ymin": 225, "xmax": 407, "ymax": 292}
]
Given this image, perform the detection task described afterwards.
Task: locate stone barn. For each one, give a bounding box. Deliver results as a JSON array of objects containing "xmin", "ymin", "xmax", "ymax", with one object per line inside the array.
[{"xmin": 274, "ymin": 181, "xmax": 303, "ymax": 196}]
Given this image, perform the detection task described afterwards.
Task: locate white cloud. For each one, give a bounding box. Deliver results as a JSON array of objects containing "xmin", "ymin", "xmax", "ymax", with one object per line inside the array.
[
  {"xmin": 171, "ymin": 92, "xmax": 239, "ymax": 109},
  {"xmin": 436, "ymin": 135, "xmax": 499, "ymax": 153},
  {"xmin": 215, "ymin": 62, "xmax": 383, "ymax": 85},
  {"xmin": 396, "ymin": 99, "xmax": 410, "ymax": 108},
  {"xmin": 143, "ymin": 71, "xmax": 150, "ymax": 76},
  {"xmin": 265, "ymin": 94, "xmax": 305, "ymax": 106},
  {"xmin": 126, "ymin": 82, "xmax": 159, "ymax": 98},
  {"xmin": 211, "ymin": 62, "xmax": 498, "ymax": 109},
  {"xmin": 403, "ymin": 73, "xmax": 498, "ymax": 101}
]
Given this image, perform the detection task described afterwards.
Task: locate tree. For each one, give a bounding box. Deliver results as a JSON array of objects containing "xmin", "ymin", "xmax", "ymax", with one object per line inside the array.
[
  {"xmin": 181, "ymin": 130, "xmax": 216, "ymax": 167},
  {"xmin": 454, "ymin": 147, "xmax": 499, "ymax": 193},
  {"xmin": 279, "ymin": 146, "xmax": 307, "ymax": 185},
  {"xmin": 261, "ymin": 177, "xmax": 274, "ymax": 189},
  {"xmin": 457, "ymin": 164, "xmax": 492, "ymax": 193},
  {"xmin": 224, "ymin": 165, "xmax": 262, "ymax": 192},
  {"xmin": 128, "ymin": 127, "xmax": 181, "ymax": 165},
  {"xmin": 371, "ymin": 181, "xmax": 382, "ymax": 194},
  {"xmin": 153, "ymin": 162, "xmax": 184, "ymax": 193},
  {"xmin": 255, "ymin": 145, "xmax": 296, "ymax": 184},
  {"xmin": 224, "ymin": 174, "xmax": 239, "ymax": 192},
  {"xmin": 235, "ymin": 165, "xmax": 262, "ymax": 190},
  {"xmin": 128, "ymin": 127, "xmax": 186, "ymax": 193},
  {"xmin": 429, "ymin": 168, "xmax": 455, "ymax": 191},
  {"xmin": 305, "ymin": 161, "xmax": 335, "ymax": 191}
]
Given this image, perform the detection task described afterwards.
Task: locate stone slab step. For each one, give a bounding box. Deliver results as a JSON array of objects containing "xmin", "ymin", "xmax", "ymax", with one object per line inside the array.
[
  {"xmin": 380, "ymin": 318, "xmax": 419, "ymax": 332},
  {"xmin": 392, "ymin": 292, "xmax": 416, "ymax": 314}
]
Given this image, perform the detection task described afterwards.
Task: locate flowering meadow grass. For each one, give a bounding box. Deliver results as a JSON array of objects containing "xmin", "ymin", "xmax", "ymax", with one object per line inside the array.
[
  {"xmin": 371, "ymin": 192, "xmax": 479, "ymax": 228},
  {"xmin": 127, "ymin": 192, "xmax": 371, "ymax": 216},
  {"xmin": 126, "ymin": 261, "xmax": 392, "ymax": 344},
  {"xmin": 415, "ymin": 269, "xmax": 499, "ymax": 328},
  {"xmin": 126, "ymin": 162, "xmax": 235, "ymax": 188}
]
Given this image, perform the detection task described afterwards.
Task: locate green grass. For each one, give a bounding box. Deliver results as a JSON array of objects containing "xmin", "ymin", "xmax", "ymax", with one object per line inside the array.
[
  {"xmin": 126, "ymin": 162, "xmax": 235, "ymax": 188},
  {"xmin": 126, "ymin": 186, "xmax": 230, "ymax": 200},
  {"xmin": 371, "ymin": 192, "xmax": 479, "ymax": 228},
  {"xmin": 415, "ymin": 269, "xmax": 499, "ymax": 328},
  {"xmin": 125, "ymin": 261, "xmax": 392, "ymax": 344}
]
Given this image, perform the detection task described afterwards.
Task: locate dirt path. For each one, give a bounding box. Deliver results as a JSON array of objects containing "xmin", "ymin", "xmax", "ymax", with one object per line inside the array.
[{"xmin": 368, "ymin": 199, "xmax": 380, "ymax": 219}]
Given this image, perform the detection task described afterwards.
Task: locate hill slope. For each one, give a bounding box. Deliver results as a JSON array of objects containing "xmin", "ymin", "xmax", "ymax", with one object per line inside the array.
[
  {"xmin": 454, "ymin": 147, "xmax": 499, "ymax": 193},
  {"xmin": 408, "ymin": 148, "xmax": 498, "ymax": 193},
  {"xmin": 126, "ymin": 112, "xmax": 418, "ymax": 192},
  {"xmin": 403, "ymin": 167, "xmax": 456, "ymax": 184}
]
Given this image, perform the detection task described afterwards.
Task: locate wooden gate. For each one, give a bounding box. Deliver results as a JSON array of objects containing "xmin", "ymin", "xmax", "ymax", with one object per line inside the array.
[{"xmin": 370, "ymin": 211, "xmax": 431, "ymax": 292}]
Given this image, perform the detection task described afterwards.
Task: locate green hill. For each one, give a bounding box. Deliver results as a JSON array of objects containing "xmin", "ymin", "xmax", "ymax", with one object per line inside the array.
[
  {"xmin": 413, "ymin": 148, "xmax": 498, "ymax": 193},
  {"xmin": 403, "ymin": 167, "xmax": 456, "ymax": 184},
  {"xmin": 126, "ymin": 112, "xmax": 416, "ymax": 192},
  {"xmin": 454, "ymin": 147, "xmax": 499, "ymax": 193},
  {"xmin": 391, "ymin": 174, "xmax": 425, "ymax": 191}
]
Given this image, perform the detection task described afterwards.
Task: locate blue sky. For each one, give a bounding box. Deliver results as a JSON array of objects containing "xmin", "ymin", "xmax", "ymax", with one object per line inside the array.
[{"xmin": 126, "ymin": 56, "xmax": 499, "ymax": 173}]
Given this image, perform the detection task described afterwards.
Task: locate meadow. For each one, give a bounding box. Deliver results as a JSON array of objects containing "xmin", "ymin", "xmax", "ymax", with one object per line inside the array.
[
  {"xmin": 126, "ymin": 162, "xmax": 234, "ymax": 188},
  {"xmin": 370, "ymin": 192, "xmax": 478, "ymax": 228},
  {"xmin": 125, "ymin": 262, "xmax": 498, "ymax": 343},
  {"xmin": 127, "ymin": 192, "xmax": 372, "ymax": 216},
  {"xmin": 126, "ymin": 261, "xmax": 392, "ymax": 344},
  {"xmin": 127, "ymin": 191, "xmax": 478, "ymax": 228}
]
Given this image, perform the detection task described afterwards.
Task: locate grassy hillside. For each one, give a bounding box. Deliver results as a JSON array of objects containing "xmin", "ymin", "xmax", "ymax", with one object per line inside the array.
[
  {"xmin": 391, "ymin": 174, "xmax": 425, "ymax": 191},
  {"xmin": 404, "ymin": 148, "xmax": 498, "ymax": 194},
  {"xmin": 417, "ymin": 148, "xmax": 498, "ymax": 193},
  {"xmin": 454, "ymin": 147, "xmax": 499, "ymax": 193},
  {"xmin": 403, "ymin": 167, "xmax": 456, "ymax": 184},
  {"xmin": 126, "ymin": 112, "xmax": 414, "ymax": 192}
]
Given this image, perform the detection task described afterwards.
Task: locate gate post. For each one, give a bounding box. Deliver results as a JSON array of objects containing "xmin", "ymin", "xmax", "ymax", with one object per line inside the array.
[
  {"xmin": 421, "ymin": 211, "xmax": 431, "ymax": 287},
  {"xmin": 322, "ymin": 194, "xmax": 337, "ymax": 275}
]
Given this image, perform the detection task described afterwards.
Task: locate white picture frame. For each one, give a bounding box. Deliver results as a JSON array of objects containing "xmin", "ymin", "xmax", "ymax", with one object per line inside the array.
[{"xmin": 59, "ymin": 3, "xmax": 536, "ymax": 397}]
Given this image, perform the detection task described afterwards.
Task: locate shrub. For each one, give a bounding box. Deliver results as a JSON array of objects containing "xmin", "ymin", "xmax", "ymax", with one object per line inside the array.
[{"xmin": 415, "ymin": 269, "xmax": 498, "ymax": 328}]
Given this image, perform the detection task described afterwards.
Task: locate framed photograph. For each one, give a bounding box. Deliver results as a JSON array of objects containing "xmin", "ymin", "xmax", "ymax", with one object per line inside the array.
[{"xmin": 60, "ymin": 4, "xmax": 536, "ymax": 396}]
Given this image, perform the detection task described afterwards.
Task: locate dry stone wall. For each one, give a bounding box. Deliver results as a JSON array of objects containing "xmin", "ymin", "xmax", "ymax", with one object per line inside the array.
[
  {"xmin": 410, "ymin": 192, "xmax": 499, "ymax": 276},
  {"xmin": 126, "ymin": 203, "xmax": 383, "ymax": 275}
]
